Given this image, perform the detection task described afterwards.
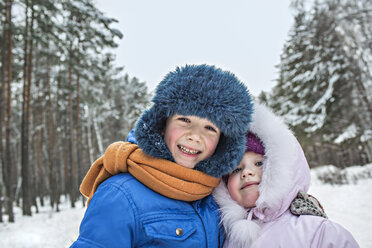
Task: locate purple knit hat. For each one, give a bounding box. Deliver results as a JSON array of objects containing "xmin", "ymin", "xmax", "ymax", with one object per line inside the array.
[
  {"xmin": 223, "ymin": 132, "xmax": 265, "ymax": 182},
  {"xmin": 245, "ymin": 132, "xmax": 265, "ymax": 155}
]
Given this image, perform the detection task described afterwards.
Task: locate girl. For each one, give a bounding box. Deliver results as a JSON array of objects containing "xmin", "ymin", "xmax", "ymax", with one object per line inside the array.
[{"xmin": 213, "ymin": 103, "xmax": 359, "ymax": 248}]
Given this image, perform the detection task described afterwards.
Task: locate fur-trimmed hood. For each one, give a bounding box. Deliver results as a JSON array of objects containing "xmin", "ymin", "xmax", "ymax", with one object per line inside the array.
[
  {"xmin": 135, "ymin": 64, "xmax": 253, "ymax": 178},
  {"xmin": 213, "ymin": 102, "xmax": 311, "ymax": 247}
]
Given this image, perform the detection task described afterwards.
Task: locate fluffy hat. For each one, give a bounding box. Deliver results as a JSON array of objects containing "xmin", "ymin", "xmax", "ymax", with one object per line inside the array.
[
  {"xmin": 134, "ymin": 64, "xmax": 253, "ymax": 178},
  {"xmin": 245, "ymin": 132, "xmax": 265, "ymax": 155}
]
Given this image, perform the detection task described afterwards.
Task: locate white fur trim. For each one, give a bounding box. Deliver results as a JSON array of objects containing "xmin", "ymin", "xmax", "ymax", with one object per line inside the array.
[
  {"xmin": 213, "ymin": 102, "xmax": 311, "ymax": 247},
  {"xmin": 213, "ymin": 182, "xmax": 260, "ymax": 247},
  {"xmin": 228, "ymin": 220, "xmax": 260, "ymax": 248},
  {"xmin": 249, "ymin": 103, "xmax": 299, "ymax": 220}
]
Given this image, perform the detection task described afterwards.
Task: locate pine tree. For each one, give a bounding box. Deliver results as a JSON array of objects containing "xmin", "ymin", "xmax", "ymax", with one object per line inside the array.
[
  {"xmin": 269, "ymin": 0, "xmax": 372, "ymax": 167},
  {"xmin": 0, "ymin": 0, "xmax": 151, "ymax": 221}
]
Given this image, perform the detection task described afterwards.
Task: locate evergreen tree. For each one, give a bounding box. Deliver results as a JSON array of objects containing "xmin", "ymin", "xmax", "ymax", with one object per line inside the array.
[
  {"xmin": 0, "ymin": 0, "xmax": 151, "ymax": 221},
  {"xmin": 269, "ymin": 0, "xmax": 372, "ymax": 167}
]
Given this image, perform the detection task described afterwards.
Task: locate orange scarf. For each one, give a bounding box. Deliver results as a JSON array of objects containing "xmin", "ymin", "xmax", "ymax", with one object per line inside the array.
[{"xmin": 80, "ymin": 142, "xmax": 220, "ymax": 204}]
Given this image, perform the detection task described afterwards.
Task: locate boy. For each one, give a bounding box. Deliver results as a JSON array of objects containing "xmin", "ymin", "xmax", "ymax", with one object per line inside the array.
[
  {"xmin": 70, "ymin": 64, "xmax": 253, "ymax": 247},
  {"xmin": 213, "ymin": 103, "xmax": 359, "ymax": 248}
]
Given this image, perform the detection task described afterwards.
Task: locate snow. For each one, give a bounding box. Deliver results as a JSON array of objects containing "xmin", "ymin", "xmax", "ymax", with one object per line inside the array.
[
  {"xmin": 309, "ymin": 164, "xmax": 372, "ymax": 247},
  {"xmin": 0, "ymin": 198, "xmax": 85, "ymax": 248},
  {"xmin": 334, "ymin": 123, "xmax": 358, "ymax": 144},
  {"xmin": 361, "ymin": 130, "xmax": 372, "ymax": 143},
  {"xmin": 1, "ymin": 165, "xmax": 371, "ymax": 247}
]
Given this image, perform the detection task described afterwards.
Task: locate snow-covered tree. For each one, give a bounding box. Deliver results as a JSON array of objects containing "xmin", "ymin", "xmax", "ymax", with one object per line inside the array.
[
  {"xmin": 268, "ymin": 0, "xmax": 372, "ymax": 167},
  {"xmin": 0, "ymin": 0, "xmax": 151, "ymax": 221}
]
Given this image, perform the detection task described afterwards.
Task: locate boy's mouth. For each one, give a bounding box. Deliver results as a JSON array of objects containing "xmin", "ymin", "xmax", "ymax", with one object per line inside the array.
[{"xmin": 177, "ymin": 145, "xmax": 201, "ymax": 155}]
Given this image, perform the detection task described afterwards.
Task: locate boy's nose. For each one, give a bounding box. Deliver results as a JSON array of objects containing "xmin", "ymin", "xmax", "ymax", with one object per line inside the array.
[
  {"xmin": 185, "ymin": 125, "xmax": 202, "ymax": 142},
  {"xmin": 185, "ymin": 131, "xmax": 202, "ymax": 142}
]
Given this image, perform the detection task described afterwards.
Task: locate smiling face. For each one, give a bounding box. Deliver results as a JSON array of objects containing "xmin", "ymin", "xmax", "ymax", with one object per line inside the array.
[
  {"xmin": 227, "ymin": 151, "xmax": 263, "ymax": 208},
  {"xmin": 164, "ymin": 114, "xmax": 221, "ymax": 169}
]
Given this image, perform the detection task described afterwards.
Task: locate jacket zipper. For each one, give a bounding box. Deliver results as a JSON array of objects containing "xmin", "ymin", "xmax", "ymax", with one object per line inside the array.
[{"xmin": 192, "ymin": 202, "xmax": 209, "ymax": 248}]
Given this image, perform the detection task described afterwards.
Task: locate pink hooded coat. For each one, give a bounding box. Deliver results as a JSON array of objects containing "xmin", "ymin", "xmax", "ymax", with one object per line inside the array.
[{"xmin": 213, "ymin": 103, "xmax": 359, "ymax": 248}]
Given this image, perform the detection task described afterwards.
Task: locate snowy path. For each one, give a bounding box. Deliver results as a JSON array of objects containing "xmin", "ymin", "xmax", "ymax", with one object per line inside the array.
[{"xmin": 1, "ymin": 171, "xmax": 371, "ymax": 247}]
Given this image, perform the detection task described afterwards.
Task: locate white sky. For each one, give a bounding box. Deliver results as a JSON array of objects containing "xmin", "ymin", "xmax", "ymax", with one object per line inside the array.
[{"xmin": 95, "ymin": 0, "xmax": 293, "ymax": 96}]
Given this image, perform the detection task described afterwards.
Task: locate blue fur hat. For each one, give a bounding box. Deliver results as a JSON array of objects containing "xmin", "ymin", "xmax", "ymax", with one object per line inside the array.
[{"xmin": 135, "ymin": 64, "xmax": 253, "ymax": 178}]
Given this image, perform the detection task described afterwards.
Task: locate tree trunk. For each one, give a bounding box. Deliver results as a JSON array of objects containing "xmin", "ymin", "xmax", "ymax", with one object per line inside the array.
[
  {"xmin": 93, "ymin": 109, "xmax": 104, "ymax": 155},
  {"xmin": 312, "ymin": 143, "xmax": 321, "ymax": 167},
  {"xmin": 45, "ymin": 56, "xmax": 59, "ymax": 210},
  {"xmin": 36, "ymin": 105, "xmax": 44, "ymax": 201},
  {"xmin": 75, "ymin": 67, "xmax": 83, "ymax": 205},
  {"xmin": 67, "ymin": 66, "xmax": 76, "ymax": 208},
  {"xmin": 21, "ymin": 0, "xmax": 32, "ymax": 216},
  {"xmin": 353, "ymin": 69, "xmax": 372, "ymax": 123},
  {"xmin": 0, "ymin": 191, "xmax": 2, "ymax": 222},
  {"xmin": 364, "ymin": 139, "xmax": 372, "ymax": 163},
  {"xmin": 87, "ymin": 106, "xmax": 93, "ymax": 165},
  {"xmin": 4, "ymin": 0, "xmax": 15, "ymax": 223},
  {"xmin": 63, "ymin": 114, "xmax": 69, "ymax": 197},
  {"xmin": 54, "ymin": 75, "xmax": 63, "ymax": 212},
  {"xmin": 0, "ymin": 5, "xmax": 6, "ymax": 223}
]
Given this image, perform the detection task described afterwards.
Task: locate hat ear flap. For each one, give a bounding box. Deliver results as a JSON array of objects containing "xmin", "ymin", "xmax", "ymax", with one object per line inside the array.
[{"xmin": 194, "ymin": 135, "xmax": 246, "ymax": 177}]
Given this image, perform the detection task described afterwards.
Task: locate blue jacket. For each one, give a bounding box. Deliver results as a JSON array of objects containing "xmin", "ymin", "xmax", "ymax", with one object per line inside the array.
[{"xmin": 71, "ymin": 173, "xmax": 225, "ymax": 247}]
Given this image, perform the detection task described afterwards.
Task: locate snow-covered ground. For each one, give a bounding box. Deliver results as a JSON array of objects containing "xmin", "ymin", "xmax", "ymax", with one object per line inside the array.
[
  {"xmin": 0, "ymin": 197, "xmax": 85, "ymax": 248},
  {"xmin": 309, "ymin": 164, "xmax": 372, "ymax": 248},
  {"xmin": 0, "ymin": 165, "xmax": 371, "ymax": 248}
]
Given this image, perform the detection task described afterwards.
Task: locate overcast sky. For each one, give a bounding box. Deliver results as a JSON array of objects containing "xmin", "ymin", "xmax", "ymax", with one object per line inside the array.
[{"xmin": 95, "ymin": 0, "xmax": 293, "ymax": 96}]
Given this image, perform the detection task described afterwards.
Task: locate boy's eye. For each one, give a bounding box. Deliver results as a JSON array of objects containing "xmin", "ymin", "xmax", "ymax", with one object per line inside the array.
[
  {"xmin": 178, "ymin": 117, "xmax": 190, "ymax": 123},
  {"xmin": 205, "ymin": 125, "xmax": 217, "ymax": 132},
  {"xmin": 231, "ymin": 167, "xmax": 242, "ymax": 175},
  {"xmin": 255, "ymin": 161, "xmax": 263, "ymax": 167}
]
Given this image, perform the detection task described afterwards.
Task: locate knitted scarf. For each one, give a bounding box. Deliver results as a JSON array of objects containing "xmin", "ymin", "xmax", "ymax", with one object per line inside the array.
[{"xmin": 80, "ymin": 142, "xmax": 220, "ymax": 204}]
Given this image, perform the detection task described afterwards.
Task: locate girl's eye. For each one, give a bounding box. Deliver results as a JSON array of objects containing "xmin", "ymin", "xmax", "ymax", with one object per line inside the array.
[
  {"xmin": 231, "ymin": 167, "xmax": 242, "ymax": 175},
  {"xmin": 205, "ymin": 125, "xmax": 217, "ymax": 132},
  {"xmin": 255, "ymin": 161, "xmax": 263, "ymax": 167}
]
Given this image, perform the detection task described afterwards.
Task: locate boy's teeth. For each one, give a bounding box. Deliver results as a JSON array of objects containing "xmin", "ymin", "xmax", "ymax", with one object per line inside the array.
[{"xmin": 178, "ymin": 145, "xmax": 199, "ymax": 154}]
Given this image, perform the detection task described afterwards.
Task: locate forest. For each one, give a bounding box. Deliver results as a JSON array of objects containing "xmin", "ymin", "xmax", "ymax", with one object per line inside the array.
[
  {"xmin": 260, "ymin": 0, "xmax": 372, "ymax": 169},
  {"xmin": 0, "ymin": 0, "xmax": 371, "ymax": 224},
  {"xmin": 0, "ymin": 0, "xmax": 151, "ymax": 222}
]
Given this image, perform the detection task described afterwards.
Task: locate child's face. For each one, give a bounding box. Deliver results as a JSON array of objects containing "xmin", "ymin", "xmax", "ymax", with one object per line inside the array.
[
  {"xmin": 164, "ymin": 114, "xmax": 221, "ymax": 169},
  {"xmin": 227, "ymin": 151, "xmax": 263, "ymax": 208}
]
